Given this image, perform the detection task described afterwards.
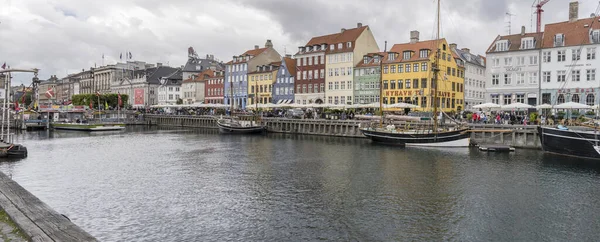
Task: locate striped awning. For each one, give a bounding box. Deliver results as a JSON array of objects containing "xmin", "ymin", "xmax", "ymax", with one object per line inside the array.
[{"xmin": 277, "ymin": 100, "xmax": 284, "ymax": 104}]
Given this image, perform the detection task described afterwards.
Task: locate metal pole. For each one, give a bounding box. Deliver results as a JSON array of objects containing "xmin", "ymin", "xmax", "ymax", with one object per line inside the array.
[
  {"xmin": 6, "ymin": 72, "xmax": 11, "ymax": 143},
  {"xmin": 1, "ymin": 74, "xmax": 7, "ymax": 141}
]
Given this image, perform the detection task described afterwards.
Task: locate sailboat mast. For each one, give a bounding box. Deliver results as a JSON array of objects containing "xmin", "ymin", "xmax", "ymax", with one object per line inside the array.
[
  {"xmin": 229, "ymin": 78, "xmax": 233, "ymax": 116},
  {"xmin": 432, "ymin": 0, "xmax": 441, "ymax": 132},
  {"xmin": 379, "ymin": 53, "xmax": 384, "ymax": 127}
]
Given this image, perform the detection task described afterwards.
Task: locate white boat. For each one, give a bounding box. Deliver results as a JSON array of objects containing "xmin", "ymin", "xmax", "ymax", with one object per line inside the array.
[{"xmin": 52, "ymin": 122, "xmax": 126, "ymax": 131}]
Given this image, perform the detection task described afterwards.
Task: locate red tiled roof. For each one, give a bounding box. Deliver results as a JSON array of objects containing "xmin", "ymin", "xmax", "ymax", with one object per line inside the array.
[
  {"xmin": 184, "ymin": 69, "xmax": 215, "ymax": 83},
  {"xmin": 486, "ymin": 32, "xmax": 543, "ymax": 53},
  {"xmin": 226, "ymin": 47, "xmax": 269, "ymax": 64},
  {"xmin": 297, "ymin": 26, "xmax": 369, "ymax": 55},
  {"xmin": 541, "ymin": 16, "xmax": 600, "ymax": 48},
  {"xmin": 385, "ymin": 39, "xmax": 440, "ymax": 63},
  {"xmin": 356, "ymin": 52, "xmax": 387, "ymax": 68},
  {"xmin": 283, "ymin": 57, "xmax": 297, "ymax": 76}
]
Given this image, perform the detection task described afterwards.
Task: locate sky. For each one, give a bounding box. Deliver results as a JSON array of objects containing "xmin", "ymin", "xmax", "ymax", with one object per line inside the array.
[{"xmin": 0, "ymin": 0, "xmax": 598, "ymax": 85}]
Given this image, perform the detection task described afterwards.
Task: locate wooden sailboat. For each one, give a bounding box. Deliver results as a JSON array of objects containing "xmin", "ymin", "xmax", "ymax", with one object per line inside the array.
[
  {"xmin": 360, "ymin": 0, "xmax": 470, "ymax": 147},
  {"xmin": 216, "ymin": 73, "xmax": 265, "ymax": 134}
]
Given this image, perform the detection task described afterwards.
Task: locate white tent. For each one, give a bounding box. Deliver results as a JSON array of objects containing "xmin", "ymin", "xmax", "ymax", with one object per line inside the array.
[
  {"xmin": 554, "ymin": 102, "xmax": 592, "ymax": 109},
  {"xmin": 358, "ymin": 102, "xmax": 384, "ymax": 108},
  {"xmin": 501, "ymin": 102, "xmax": 534, "ymax": 110},
  {"xmin": 536, "ymin": 103, "xmax": 553, "ymax": 109},
  {"xmin": 387, "ymin": 102, "xmax": 419, "ymax": 109},
  {"xmin": 473, "ymin": 103, "xmax": 501, "ymax": 109}
]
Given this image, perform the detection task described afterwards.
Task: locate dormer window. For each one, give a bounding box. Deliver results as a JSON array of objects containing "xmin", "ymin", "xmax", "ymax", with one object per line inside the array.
[
  {"xmin": 495, "ymin": 40, "xmax": 509, "ymax": 51},
  {"xmin": 307, "ymin": 46, "xmax": 312, "ymax": 52},
  {"xmin": 347, "ymin": 42, "xmax": 352, "ymax": 48},
  {"xmin": 419, "ymin": 49, "xmax": 429, "ymax": 58},
  {"xmin": 330, "ymin": 45, "xmax": 334, "ymax": 51},
  {"xmin": 338, "ymin": 43, "xmax": 342, "ymax": 49},
  {"xmin": 403, "ymin": 51, "xmax": 411, "ymax": 60},
  {"xmin": 246, "ymin": 56, "xmax": 251, "ymax": 61},
  {"xmin": 388, "ymin": 53, "xmax": 395, "ymax": 61},
  {"xmin": 374, "ymin": 56, "xmax": 380, "ymax": 63},
  {"xmin": 592, "ymin": 30, "xmax": 600, "ymax": 44},
  {"xmin": 554, "ymin": 34, "xmax": 565, "ymax": 47},
  {"xmin": 314, "ymin": 45, "xmax": 319, "ymax": 51},
  {"xmin": 363, "ymin": 56, "xmax": 368, "ymax": 64},
  {"xmin": 270, "ymin": 65, "xmax": 273, "ymax": 71},
  {"xmin": 520, "ymin": 37, "xmax": 534, "ymax": 49}
]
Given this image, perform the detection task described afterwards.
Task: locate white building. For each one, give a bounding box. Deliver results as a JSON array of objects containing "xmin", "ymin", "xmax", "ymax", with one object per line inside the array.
[
  {"xmin": 540, "ymin": 2, "xmax": 599, "ymax": 106},
  {"xmin": 112, "ymin": 65, "xmax": 179, "ymax": 107},
  {"xmin": 485, "ymin": 27, "xmax": 542, "ymax": 106},
  {"xmin": 158, "ymin": 69, "xmax": 183, "ymax": 105},
  {"xmin": 451, "ymin": 44, "xmax": 486, "ymax": 110},
  {"xmin": 182, "ymin": 69, "xmax": 215, "ymax": 104}
]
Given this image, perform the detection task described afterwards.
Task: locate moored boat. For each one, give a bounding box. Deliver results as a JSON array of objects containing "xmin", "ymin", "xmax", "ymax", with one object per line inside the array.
[
  {"xmin": 361, "ymin": 127, "xmax": 470, "ymax": 147},
  {"xmin": 52, "ymin": 122, "xmax": 126, "ymax": 131},
  {"xmin": 216, "ymin": 118, "xmax": 265, "ymax": 134},
  {"xmin": 537, "ymin": 126, "xmax": 600, "ymax": 160}
]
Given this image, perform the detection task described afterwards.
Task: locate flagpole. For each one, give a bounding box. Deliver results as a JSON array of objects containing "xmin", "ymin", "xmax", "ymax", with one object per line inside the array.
[{"xmin": 1, "ymin": 73, "xmax": 7, "ymax": 141}]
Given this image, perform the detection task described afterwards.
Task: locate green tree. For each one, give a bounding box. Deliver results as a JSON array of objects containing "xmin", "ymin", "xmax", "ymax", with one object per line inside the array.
[{"xmin": 176, "ymin": 98, "xmax": 183, "ymax": 105}]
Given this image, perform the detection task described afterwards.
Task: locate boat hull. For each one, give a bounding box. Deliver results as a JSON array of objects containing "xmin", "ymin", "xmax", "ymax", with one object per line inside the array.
[
  {"xmin": 537, "ymin": 126, "xmax": 600, "ymax": 160},
  {"xmin": 52, "ymin": 123, "xmax": 126, "ymax": 131},
  {"xmin": 216, "ymin": 120, "xmax": 265, "ymax": 134},
  {"xmin": 360, "ymin": 128, "xmax": 470, "ymax": 147}
]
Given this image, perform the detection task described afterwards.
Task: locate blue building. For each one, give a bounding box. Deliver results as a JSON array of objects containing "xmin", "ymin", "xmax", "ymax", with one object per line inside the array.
[
  {"xmin": 225, "ymin": 40, "xmax": 281, "ymax": 109},
  {"xmin": 273, "ymin": 56, "xmax": 296, "ymax": 104}
]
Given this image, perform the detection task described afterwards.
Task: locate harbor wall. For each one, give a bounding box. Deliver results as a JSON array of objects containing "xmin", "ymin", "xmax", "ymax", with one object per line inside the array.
[{"xmin": 143, "ymin": 115, "xmax": 543, "ymax": 149}]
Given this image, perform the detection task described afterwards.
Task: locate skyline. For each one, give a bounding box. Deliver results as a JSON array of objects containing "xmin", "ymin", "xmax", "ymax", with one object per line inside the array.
[{"xmin": 0, "ymin": 0, "xmax": 598, "ymax": 85}]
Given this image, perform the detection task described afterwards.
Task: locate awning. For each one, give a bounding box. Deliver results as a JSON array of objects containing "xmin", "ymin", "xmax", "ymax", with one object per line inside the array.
[
  {"xmin": 277, "ymin": 99, "xmax": 284, "ymax": 104},
  {"xmin": 285, "ymin": 99, "xmax": 291, "ymax": 104}
]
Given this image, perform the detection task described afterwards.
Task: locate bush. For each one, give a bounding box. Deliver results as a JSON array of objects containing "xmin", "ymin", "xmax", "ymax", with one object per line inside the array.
[
  {"xmin": 586, "ymin": 111, "xmax": 595, "ymax": 116},
  {"xmin": 529, "ymin": 112, "xmax": 538, "ymax": 123},
  {"xmin": 72, "ymin": 94, "xmax": 129, "ymax": 108},
  {"xmin": 557, "ymin": 111, "xmax": 565, "ymax": 120},
  {"xmin": 466, "ymin": 113, "xmax": 473, "ymax": 121}
]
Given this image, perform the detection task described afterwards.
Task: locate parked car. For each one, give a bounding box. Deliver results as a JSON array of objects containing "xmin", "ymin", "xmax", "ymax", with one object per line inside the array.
[{"xmin": 287, "ymin": 108, "xmax": 305, "ymax": 119}]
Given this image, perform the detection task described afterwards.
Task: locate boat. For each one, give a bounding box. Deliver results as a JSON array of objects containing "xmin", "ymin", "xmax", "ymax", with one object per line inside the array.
[
  {"xmin": 537, "ymin": 125, "xmax": 600, "ymax": 160},
  {"xmin": 6, "ymin": 143, "xmax": 27, "ymax": 158},
  {"xmin": 218, "ymin": 69, "xmax": 266, "ymax": 134},
  {"xmin": 52, "ymin": 122, "xmax": 125, "ymax": 131},
  {"xmin": 359, "ymin": 0, "xmax": 469, "ymax": 147}
]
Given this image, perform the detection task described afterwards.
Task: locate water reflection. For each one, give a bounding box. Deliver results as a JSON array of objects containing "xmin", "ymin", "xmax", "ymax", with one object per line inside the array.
[{"xmin": 0, "ymin": 127, "xmax": 599, "ymax": 241}]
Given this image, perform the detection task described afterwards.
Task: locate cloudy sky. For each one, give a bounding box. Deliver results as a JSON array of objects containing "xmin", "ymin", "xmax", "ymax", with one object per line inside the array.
[{"xmin": 0, "ymin": 0, "xmax": 598, "ymax": 85}]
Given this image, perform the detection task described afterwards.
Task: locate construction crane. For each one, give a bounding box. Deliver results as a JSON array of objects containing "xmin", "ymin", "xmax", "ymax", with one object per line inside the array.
[{"xmin": 535, "ymin": 0, "xmax": 550, "ymax": 33}]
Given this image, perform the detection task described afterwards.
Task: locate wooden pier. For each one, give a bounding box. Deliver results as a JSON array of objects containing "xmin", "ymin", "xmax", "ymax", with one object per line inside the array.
[{"xmin": 0, "ymin": 172, "xmax": 96, "ymax": 241}]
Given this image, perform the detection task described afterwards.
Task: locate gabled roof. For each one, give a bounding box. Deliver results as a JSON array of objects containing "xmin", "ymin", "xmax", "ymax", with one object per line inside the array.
[
  {"xmin": 249, "ymin": 62, "xmax": 280, "ymax": 74},
  {"xmin": 486, "ymin": 32, "xmax": 543, "ymax": 53},
  {"xmin": 542, "ymin": 16, "xmax": 600, "ymax": 48},
  {"xmin": 298, "ymin": 26, "xmax": 369, "ymax": 54},
  {"xmin": 183, "ymin": 57, "xmax": 224, "ymax": 73},
  {"xmin": 226, "ymin": 47, "xmax": 269, "ymax": 65},
  {"xmin": 386, "ymin": 39, "xmax": 440, "ymax": 63},
  {"xmin": 184, "ymin": 69, "xmax": 215, "ymax": 83},
  {"xmin": 282, "ymin": 57, "xmax": 297, "ymax": 76},
  {"xmin": 356, "ymin": 52, "xmax": 387, "ymax": 68},
  {"xmin": 452, "ymin": 48, "xmax": 486, "ymax": 67},
  {"xmin": 144, "ymin": 66, "xmax": 179, "ymax": 84}
]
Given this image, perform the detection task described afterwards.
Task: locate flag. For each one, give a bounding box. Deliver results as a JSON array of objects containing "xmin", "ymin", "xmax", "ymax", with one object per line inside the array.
[
  {"xmin": 1, "ymin": 62, "xmax": 5, "ymax": 69},
  {"xmin": 45, "ymin": 88, "xmax": 54, "ymax": 98},
  {"xmin": 119, "ymin": 53, "xmax": 122, "ymax": 60},
  {"xmin": 14, "ymin": 100, "xmax": 18, "ymax": 111},
  {"xmin": 89, "ymin": 100, "xmax": 93, "ymax": 109},
  {"xmin": 118, "ymin": 93, "xmax": 122, "ymax": 107},
  {"xmin": 128, "ymin": 52, "xmax": 132, "ymax": 59}
]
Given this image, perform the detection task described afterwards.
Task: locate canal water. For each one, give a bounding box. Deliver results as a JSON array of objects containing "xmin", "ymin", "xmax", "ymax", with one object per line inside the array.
[{"xmin": 1, "ymin": 127, "xmax": 600, "ymax": 241}]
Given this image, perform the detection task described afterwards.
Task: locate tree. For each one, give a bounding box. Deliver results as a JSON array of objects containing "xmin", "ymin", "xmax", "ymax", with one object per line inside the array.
[
  {"xmin": 176, "ymin": 98, "xmax": 183, "ymax": 105},
  {"xmin": 72, "ymin": 93, "xmax": 129, "ymax": 108}
]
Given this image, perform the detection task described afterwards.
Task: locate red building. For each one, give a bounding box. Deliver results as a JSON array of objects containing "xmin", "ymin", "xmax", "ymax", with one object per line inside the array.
[
  {"xmin": 294, "ymin": 35, "xmax": 330, "ymax": 104},
  {"xmin": 205, "ymin": 70, "xmax": 225, "ymax": 104}
]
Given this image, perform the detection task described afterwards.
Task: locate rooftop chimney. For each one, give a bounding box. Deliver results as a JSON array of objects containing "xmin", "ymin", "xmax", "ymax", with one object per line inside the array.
[
  {"xmin": 449, "ymin": 43, "xmax": 457, "ymax": 50},
  {"xmin": 521, "ymin": 26, "xmax": 526, "ymax": 35},
  {"xmin": 285, "ymin": 54, "xmax": 292, "ymax": 58},
  {"xmin": 569, "ymin": 1, "xmax": 579, "ymax": 22},
  {"xmin": 410, "ymin": 31, "xmax": 419, "ymax": 44},
  {"xmin": 591, "ymin": 13, "xmax": 596, "ymax": 18},
  {"xmin": 157, "ymin": 63, "xmax": 162, "ymax": 67},
  {"xmin": 265, "ymin": 39, "xmax": 273, "ymax": 48},
  {"xmin": 254, "ymin": 45, "xmax": 259, "ymax": 50},
  {"xmin": 461, "ymin": 48, "xmax": 470, "ymax": 53},
  {"xmin": 357, "ymin": 22, "xmax": 363, "ymax": 28},
  {"xmin": 341, "ymin": 28, "xmax": 346, "ymax": 33}
]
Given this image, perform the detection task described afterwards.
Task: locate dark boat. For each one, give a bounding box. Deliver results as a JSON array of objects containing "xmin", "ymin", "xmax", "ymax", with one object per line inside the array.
[
  {"xmin": 360, "ymin": 127, "xmax": 470, "ymax": 147},
  {"xmin": 537, "ymin": 126, "xmax": 600, "ymax": 160},
  {"xmin": 6, "ymin": 144, "xmax": 27, "ymax": 158},
  {"xmin": 216, "ymin": 118, "xmax": 265, "ymax": 134}
]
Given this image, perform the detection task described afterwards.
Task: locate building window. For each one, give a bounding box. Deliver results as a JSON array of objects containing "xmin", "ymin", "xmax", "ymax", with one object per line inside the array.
[
  {"xmin": 297, "ymin": 85, "xmax": 301, "ymax": 93},
  {"xmin": 516, "ymin": 73, "xmax": 525, "ymax": 85},
  {"xmin": 530, "ymin": 56, "xmax": 538, "ymax": 65},
  {"xmin": 572, "ymin": 94, "xmax": 580, "ymax": 103},
  {"xmin": 517, "ymin": 56, "xmax": 525, "ymax": 65},
  {"xmin": 521, "ymin": 38, "xmax": 534, "ymax": 49},
  {"xmin": 328, "ymin": 82, "xmax": 333, "ymax": 90},
  {"xmin": 492, "ymin": 74, "xmax": 499, "ymax": 85},
  {"xmin": 390, "ymin": 80, "xmax": 396, "ymax": 89},
  {"xmin": 495, "ymin": 41, "xmax": 509, "ymax": 51},
  {"xmin": 554, "ymin": 34, "xmax": 564, "ymax": 47},
  {"xmin": 557, "ymin": 70, "xmax": 566, "ymax": 82},
  {"xmin": 504, "ymin": 94, "xmax": 512, "ymax": 105},
  {"xmin": 398, "ymin": 64, "xmax": 403, "ymax": 73},
  {"xmin": 492, "ymin": 95, "xmax": 499, "ymax": 104},
  {"xmin": 383, "ymin": 80, "xmax": 389, "ymax": 89},
  {"xmin": 403, "ymin": 51, "xmax": 411, "ymax": 60},
  {"xmin": 588, "ymin": 47, "xmax": 597, "ymax": 60},
  {"xmin": 390, "ymin": 65, "xmax": 396, "ymax": 73},
  {"xmin": 504, "ymin": 57, "xmax": 512, "ymax": 66},
  {"xmin": 572, "ymin": 49, "xmax": 581, "ymax": 61},
  {"xmin": 493, "ymin": 58, "xmax": 500, "ymax": 67},
  {"xmin": 398, "ymin": 80, "xmax": 403, "ymax": 89},
  {"xmin": 406, "ymin": 79, "xmax": 411, "ymax": 89},
  {"xmin": 335, "ymin": 68, "xmax": 339, "ymax": 76},
  {"xmin": 313, "ymin": 84, "xmax": 318, "ymax": 93},
  {"xmin": 516, "ymin": 94, "xmax": 525, "ymax": 103},
  {"xmin": 363, "ymin": 56, "xmax": 368, "ymax": 64},
  {"xmin": 421, "ymin": 62, "xmax": 428, "ymax": 71},
  {"xmin": 334, "ymin": 82, "xmax": 339, "ymax": 90},
  {"xmin": 320, "ymin": 83, "xmax": 324, "ymax": 93},
  {"xmin": 383, "ymin": 66, "xmax": 388, "ymax": 74},
  {"xmin": 587, "ymin": 94, "xmax": 595, "ymax": 106},
  {"xmin": 405, "ymin": 64, "xmax": 410, "ymax": 73},
  {"xmin": 421, "ymin": 78, "xmax": 427, "ymax": 88},
  {"xmin": 557, "ymin": 94, "xmax": 565, "ymax": 104},
  {"xmin": 593, "ymin": 30, "xmax": 600, "ymax": 43},
  {"xmin": 543, "ymin": 72, "xmax": 551, "ymax": 82},
  {"xmin": 419, "ymin": 49, "xmax": 429, "ymax": 58},
  {"xmin": 572, "ymin": 70, "xmax": 580, "ymax": 81},
  {"xmin": 413, "ymin": 63, "xmax": 419, "ymax": 72},
  {"xmin": 557, "ymin": 50, "xmax": 566, "ymax": 62},
  {"xmin": 543, "ymin": 51, "xmax": 551, "ymax": 63},
  {"xmin": 504, "ymin": 73, "xmax": 512, "ymax": 85},
  {"xmin": 328, "ymin": 96, "xmax": 332, "ymax": 104},
  {"xmin": 542, "ymin": 93, "xmax": 551, "ymax": 104},
  {"xmin": 588, "ymin": 69, "xmax": 596, "ymax": 81}
]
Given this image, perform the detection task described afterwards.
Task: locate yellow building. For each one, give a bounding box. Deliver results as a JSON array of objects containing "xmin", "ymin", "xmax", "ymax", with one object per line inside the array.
[
  {"xmin": 382, "ymin": 31, "xmax": 464, "ymax": 113},
  {"xmin": 248, "ymin": 62, "xmax": 279, "ymax": 105}
]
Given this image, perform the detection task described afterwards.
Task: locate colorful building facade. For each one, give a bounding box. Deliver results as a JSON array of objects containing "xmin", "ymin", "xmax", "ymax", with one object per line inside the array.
[
  {"xmin": 248, "ymin": 62, "xmax": 279, "ymax": 105},
  {"xmin": 205, "ymin": 70, "xmax": 225, "ymax": 104},
  {"xmin": 353, "ymin": 52, "xmax": 383, "ymax": 104},
  {"xmin": 274, "ymin": 56, "xmax": 296, "ymax": 104}
]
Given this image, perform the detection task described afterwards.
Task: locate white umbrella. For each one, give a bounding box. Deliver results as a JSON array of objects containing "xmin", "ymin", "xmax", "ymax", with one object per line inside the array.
[
  {"xmin": 536, "ymin": 103, "xmax": 553, "ymax": 109},
  {"xmin": 387, "ymin": 102, "xmax": 419, "ymax": 109},
  {"xmin": 473, "ymin": 103, "xmax": 501, "ymax": 109},
  {"xmin": 358, "ymin": 102, "xmax": 383, "ymax": 108},
  {"xmin": 554, "ymin": 102, "xmax": 592, "ymax": 109},
  {"xmin": 501, "ymin": 102, "xmax": 534, "ymax": 110}
]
